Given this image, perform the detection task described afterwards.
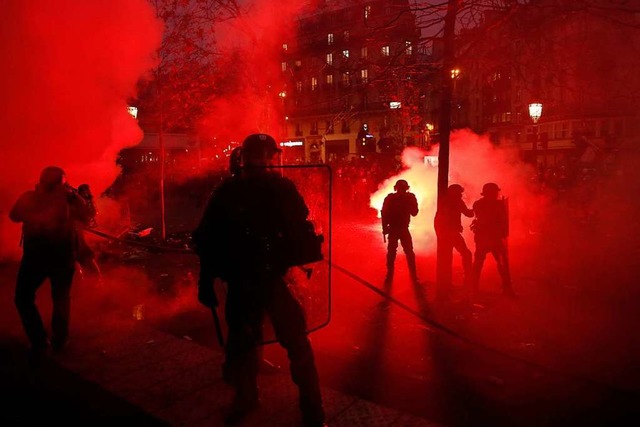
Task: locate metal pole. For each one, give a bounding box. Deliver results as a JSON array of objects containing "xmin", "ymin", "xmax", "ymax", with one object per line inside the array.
[
  {"xmin": 435, "ymin": 0, "xmax": 458, "ymax": 297},
  {"xmin": 159, "ymin": 89, "xmax": 166, "ymax": 241}
]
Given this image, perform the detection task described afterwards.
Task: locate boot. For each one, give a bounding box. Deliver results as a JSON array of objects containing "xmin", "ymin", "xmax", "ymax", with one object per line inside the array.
[{"xmin": 224, "ymin": 390, "xmax": 260, "ymax": 425}]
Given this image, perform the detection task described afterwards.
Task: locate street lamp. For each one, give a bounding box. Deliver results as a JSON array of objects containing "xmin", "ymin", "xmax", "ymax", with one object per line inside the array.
[
  {"xmin": 528, "ymin": 102, "xmax": 542, "ymax": 124},
  {"xmin": 528, "ymin": 102, "xmax": 543, "ymax": 173}
]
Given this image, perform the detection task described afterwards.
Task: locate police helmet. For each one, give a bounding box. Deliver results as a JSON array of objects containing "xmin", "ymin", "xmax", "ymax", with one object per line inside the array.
[
  {"xmin": 394, "ymin": 179, "xmax": 409, "ymax": 192},
  {"xmin": 39, "ymin": 166, "xmax": 65, "ymax": 189},
  {"xmin": 481, "ymin": 182, "xmax": 501, "ymax": 196},
  {"xmin": 448, "ymin": 184, "xmax": 464, "ymax": 195},
  {"xmin": 241, "ymin": 133, "xmax": 282, "ymax": 158}
]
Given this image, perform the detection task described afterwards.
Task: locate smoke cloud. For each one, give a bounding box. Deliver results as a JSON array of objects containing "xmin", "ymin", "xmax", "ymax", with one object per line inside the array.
[
  {"xmin": 0, "ymin": 0, "xmax": 163, "ymax": 259},
  {"xmin": 198, "ymin": 0, "xmax": 321, "ymax": 141},
  {"xmin": 371, "ymin": 129, "xmax": 546, "ymax": 256}
]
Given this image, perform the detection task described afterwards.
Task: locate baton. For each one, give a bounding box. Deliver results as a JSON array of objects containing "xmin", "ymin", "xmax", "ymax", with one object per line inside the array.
[{"xmin": 210, "ymin": 306, "xmax": 225, "ymax": 347}]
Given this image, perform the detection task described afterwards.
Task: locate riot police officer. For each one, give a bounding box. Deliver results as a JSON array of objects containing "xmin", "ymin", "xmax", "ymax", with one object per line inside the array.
[
  {"xmin": 9, "ymin": 166, "xmax": 89, "ymax": 361},
  {"xmin": 193, "ymin": 134, "xmax": 326, "ymax": 427},
  {"xmin": 471, "ymin": 182, "xmax": 516, "ymax": 298},
  {"xmin": 381, "ymin": 179, "xmax": 419, "ymax": 284},
  {"xmin": 434, "ymin": 184, "xmax": 474, "ymax": 289}
]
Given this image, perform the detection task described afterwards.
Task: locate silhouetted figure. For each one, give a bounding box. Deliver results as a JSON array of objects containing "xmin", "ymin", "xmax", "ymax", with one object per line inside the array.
[
  {"xmin": 229, "ymin": 146, "xmax": 242, "ymax": 177},
  {"xmin": 193, "ymin": 134, "xmax": 325, "ymax": 427},
  {"xmin": 76, "ymin": 183, "xmax": 101, "ymax": 279},
  {"xmin": 471, "ymin": 183, "xmax": 516, "ymax": 298},
  {"xmin": 434, "ymin": 184, "xmax": 474, "ymax": 289},
  {"xmin": 9, "ymin": 166, "xmax": 89, "ymax": 362},
  {"xmin": 381, "ymin": 179, "xmax": 419, "ymax": 284}
]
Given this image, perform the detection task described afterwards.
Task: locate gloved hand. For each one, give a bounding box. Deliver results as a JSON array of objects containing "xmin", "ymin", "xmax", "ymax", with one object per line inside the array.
[{"xmin": 198, "ymin": 277, "xmax": 218, "ymax": 308}]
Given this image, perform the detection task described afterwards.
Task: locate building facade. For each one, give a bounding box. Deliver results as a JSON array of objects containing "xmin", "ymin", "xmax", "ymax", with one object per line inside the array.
[
  {"xmin": 452, "ymin": 2, "xmax": 640, "ymax": 169},
  {"xmin": 280, "ymin": 0, "xmax": 423, "ymax": 163}
]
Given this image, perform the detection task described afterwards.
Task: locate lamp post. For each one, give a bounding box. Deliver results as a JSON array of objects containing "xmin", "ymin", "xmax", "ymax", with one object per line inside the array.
[{"xmin": 528, "ymin": 102, "xmax": 543, "ymax": 171}]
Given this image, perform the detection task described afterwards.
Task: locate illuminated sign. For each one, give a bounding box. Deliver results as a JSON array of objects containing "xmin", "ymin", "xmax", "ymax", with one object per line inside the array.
[
  {"xmin": 389, "ymin": 101, "xmax": 402, "ymax": 109},
  {"xmin": 280, "ymin": 140, "xmax": 304, "ymax": 147},
  {"xmin": 424, "ymin": 156, "xmax": 438, "ymax": 167}
]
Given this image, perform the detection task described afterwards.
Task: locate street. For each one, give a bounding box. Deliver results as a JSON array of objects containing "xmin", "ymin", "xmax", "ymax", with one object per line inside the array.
[{"xmin": 124, "ymin": 216, "xmax": 640, "ymax": 426}]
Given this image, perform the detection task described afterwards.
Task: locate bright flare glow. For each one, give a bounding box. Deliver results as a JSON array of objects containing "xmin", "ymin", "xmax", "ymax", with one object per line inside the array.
[
  {"xmin": 389, "ymin": 101, "xmax": 401, "ymax": 109},
  {"xmin": 370, "ymin": 147, "xmax": 439, "ymax": 250}
]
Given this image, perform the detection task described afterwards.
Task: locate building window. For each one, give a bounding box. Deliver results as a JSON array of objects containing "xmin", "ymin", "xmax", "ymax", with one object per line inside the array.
[
  {"xmin": 311, "ymin": 121, "xmax": 318, "ymax": 135},
  {"xmin": 342, "ymin": 49, "xmax": 349, "ymax": 58},
  {"xmin": 326, "ymin": 120, "xmax": 334, "ymax": 134},
  {"xmin": 296, "ymin": 81, "xmax": 303, "ymax": 92},
  {"xmin": 311, "ymin": 77, "xmax": 318, "ymax": 91},
  {"xmin": 282, "ymin": 43, "xmax": 288, "ymax": 51},
  {"xmin": 295, "ymin": 122, "xmax": 302, "ymax": 136},
  {"xmin": 326, "ymin": 53, "xmax": 333, "ymax": 65},
  {"xmin": 381, "ymin": 45, "xmax": 390, "ymax": 56},
  {"xmin": 341, "ymin": 119, "xmax": 350, "ymax": 133},
  {"xmin": 361, "ymin": 46, "xmax": 368, "ymax": 58},
  {"xmin": 326, "ymin": 74, "xmax": 333, "ymax": 85},
  {"xmin": 405, "ymin": 41, "xmax": 412, "ymax": 55},
  {"xmin": 327, "ymin": 33, "xmax": 334, "ymax": 45},
  {"xmin": 364, "ymin": 5, "xmax": 371, "ymax": 20},
  {"xmin": 344, "ymin": 30, "xmax": 350, "ymax": 41},
  {"xmin": 281, "ymin": 62, "xmax": 287, "ymax": 72},
  {"xmin": 342, "ymin": 72, "xmax": 350, "ymax": 87},
  {"xmin": 361, "ymin": 69, "xmax": 368, "ymax": 83}
]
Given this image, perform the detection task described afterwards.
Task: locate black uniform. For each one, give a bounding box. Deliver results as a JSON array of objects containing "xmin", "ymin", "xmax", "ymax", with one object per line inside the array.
[
  {"xmin": 434, "ymin": 191, "xmax": 474, "ymax": 287},
  {"xmin": 381, "ymin": 189, "xmax": 419, "ymax": 283},
  {"xmin": 193, "ymin": 169, "xmax": 324, "ymax": 427},
  {"xmin": 471, "ymin": 197, "xmax": 513, "ymax": 294},
  {"xmin": 10, "ymin": 182, "xmax": 88, "ymax": 353}
]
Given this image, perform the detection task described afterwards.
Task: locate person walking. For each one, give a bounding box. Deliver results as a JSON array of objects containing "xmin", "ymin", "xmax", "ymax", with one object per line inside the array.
[
  {"xmin": 471, "ymin": 182, "xmax": 516, "ymax": 298},
  {"xmin": 9, "ymin": 166, "xmax": 89, "ymax": 362},
  {"xmin": 193, "ymin": 134, "xmax": 326, "ymax": 427},
  {"xmin": 381, "ymin": 179, "xmax": 420, "ymax": 285},
  {"xmin": 434, "ymin": 184, "xmax": 474, "ymax": 291}
]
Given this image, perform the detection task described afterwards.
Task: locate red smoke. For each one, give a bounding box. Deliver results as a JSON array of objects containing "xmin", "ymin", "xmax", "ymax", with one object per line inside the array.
[
  {"xmin": 370, "ymin": 129, "xmax": 548, "ymax": 257},
  {"xmin": 198, "ymin": 0, "xmax": 320, "ymax": 142},
  {"xmin": 0, "ymin": 0, "xmax": 163, "ymax": 259}
]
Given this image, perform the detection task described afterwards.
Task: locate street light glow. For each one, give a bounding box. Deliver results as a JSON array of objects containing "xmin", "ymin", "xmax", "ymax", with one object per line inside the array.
[{"xmin": 528, "ymin": 103, "xmax": 543, "ymax": 123}]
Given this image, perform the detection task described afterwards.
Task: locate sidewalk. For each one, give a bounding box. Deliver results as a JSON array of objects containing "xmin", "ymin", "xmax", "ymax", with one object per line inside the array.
[{"xmin": 1, "ymin": 316, "xmax": 441, "ymax": 427}]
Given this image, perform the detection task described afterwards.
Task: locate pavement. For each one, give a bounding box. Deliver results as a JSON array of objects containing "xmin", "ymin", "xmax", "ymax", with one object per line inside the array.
[
  {"xmin": 0, "ymin": 263, "xmax": 442, "ymax": 427},
  {"xmin": 2, "ymin": 213, "xmax": 640, "ymax": 427}
]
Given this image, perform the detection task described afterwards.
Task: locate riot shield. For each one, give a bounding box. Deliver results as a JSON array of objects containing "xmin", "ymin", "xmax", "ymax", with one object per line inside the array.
[
  {"xmin": 205, "ymin": 164, "xmax": 331, "ymax": 346},
  {"xmin": 264, "ymin": 164, "xmax": 332, "ymax": 343}
]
